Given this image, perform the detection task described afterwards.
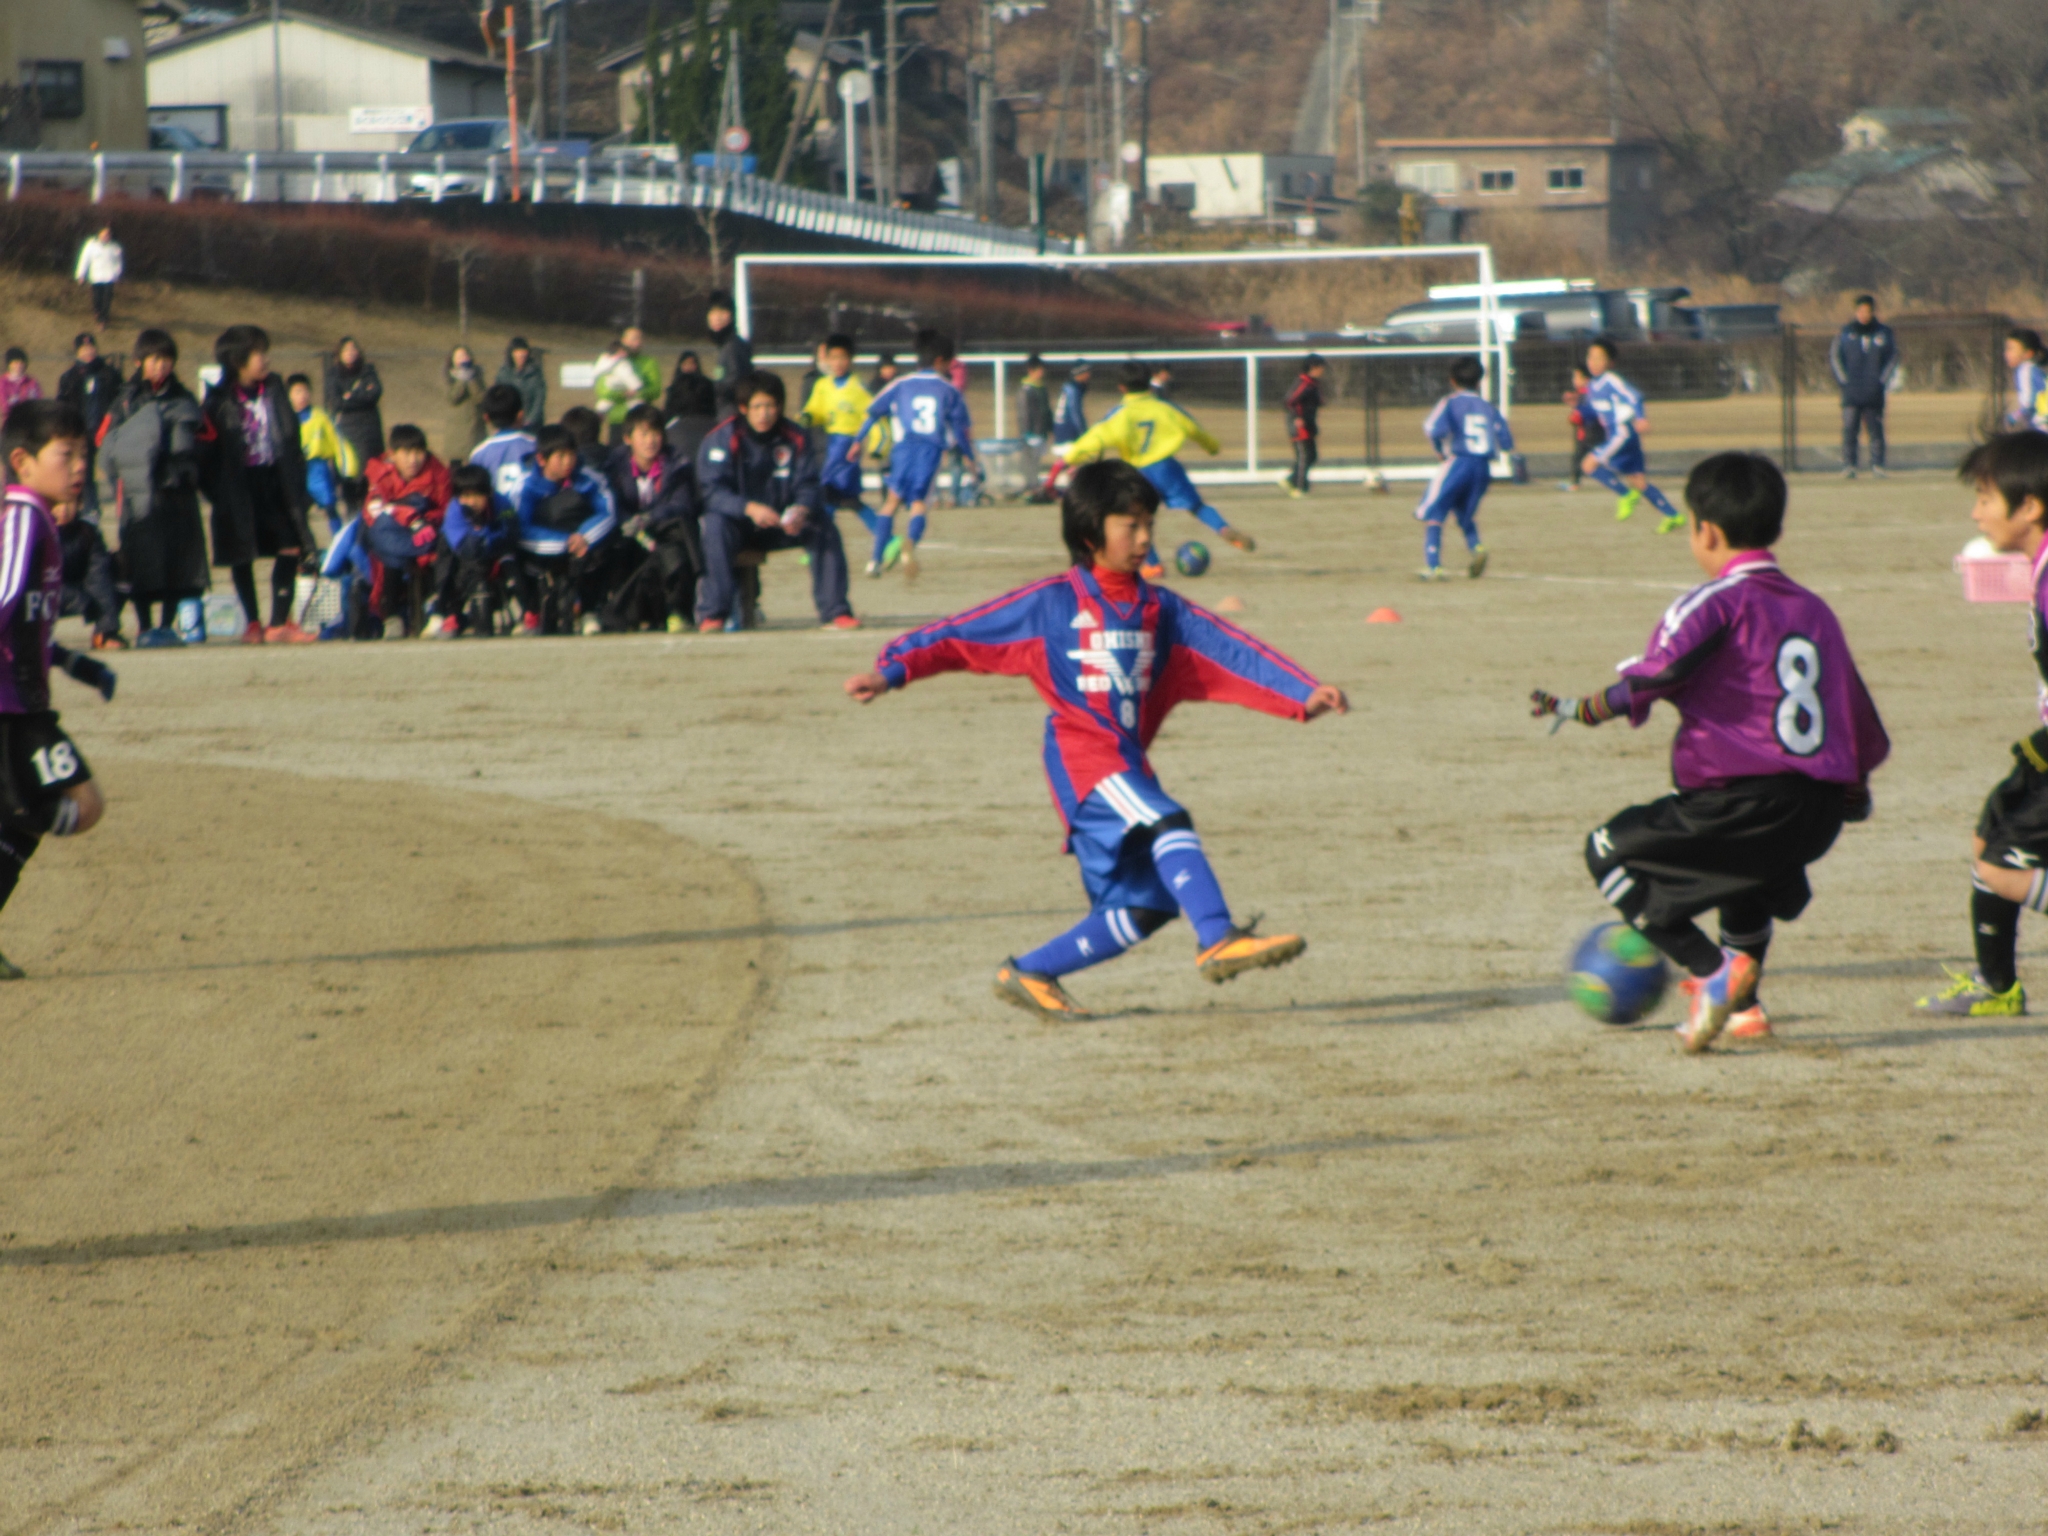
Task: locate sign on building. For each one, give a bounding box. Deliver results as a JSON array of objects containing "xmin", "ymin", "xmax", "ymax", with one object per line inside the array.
[{"xmin": 349, "ymin": 105, "xmax": 434, "ymax": 135}]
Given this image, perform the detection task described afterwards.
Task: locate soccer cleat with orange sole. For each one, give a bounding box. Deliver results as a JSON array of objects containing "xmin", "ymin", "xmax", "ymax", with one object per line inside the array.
[
  {"xmin": 1222, "ymin": 526, "xmax": 1257, "ymax": 552},
  {"xmin": 1727, "ymin": 1003, "xmax": 1772, "ymax": 1041},
  {"xmin": 1196, "ymin": 923, "xmax": 1306, "ymax": 984},
  {"xmin": 1674, "ymin": 950, "xmax": 1758, "ymax": 1054},
  {"xmin": 994, "ymin": 960, "xmax": 1091, "ymax": 1020}
]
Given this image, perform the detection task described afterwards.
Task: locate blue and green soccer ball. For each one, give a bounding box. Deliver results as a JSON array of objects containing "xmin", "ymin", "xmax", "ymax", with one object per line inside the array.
[
  {"xmin": 1175, "ymin": 540, "xmax": 1211, "ymax": 577},
  {"xmin": 1567, "ymin": 922, "xmax": 1669, "ymax": 1024}
]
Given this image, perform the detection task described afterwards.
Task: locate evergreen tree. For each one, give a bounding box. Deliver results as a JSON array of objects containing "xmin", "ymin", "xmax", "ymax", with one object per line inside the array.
[{"xmin": 640, "ymin": 0, "xmax": 794, "ymax": 178}]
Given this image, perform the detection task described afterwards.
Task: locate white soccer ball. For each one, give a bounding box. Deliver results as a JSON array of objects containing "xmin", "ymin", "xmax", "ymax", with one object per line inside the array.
[
  {"xmin": 1963, "ymin": 535, "xmax": 1999, "ymax": 559},
  {"xmin": 1363, "ymin": 469, "xmax": 1387, "ymax": 493}
]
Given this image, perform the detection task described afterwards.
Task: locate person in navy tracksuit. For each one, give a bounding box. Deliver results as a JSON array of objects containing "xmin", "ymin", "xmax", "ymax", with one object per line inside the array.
[{"xmin": 694, "ymin": 371, "xmax": 857, "ymax": 632}]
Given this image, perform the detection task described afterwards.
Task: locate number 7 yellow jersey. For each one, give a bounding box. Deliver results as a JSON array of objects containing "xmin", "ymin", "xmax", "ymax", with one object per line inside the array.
[{"xmin": 1059, "ymin": 392, "xmax": 1220, "ymax": 469}]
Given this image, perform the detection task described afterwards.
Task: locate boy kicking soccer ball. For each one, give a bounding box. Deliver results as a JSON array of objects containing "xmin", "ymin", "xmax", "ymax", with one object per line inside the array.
[
  {"xmin": 2, "ymin": 401, "xmax": 116, "ymax": 980},
  {"xmin": 1532, "ymin": 452, "xmax": 1889, "ymax": 1051},
  {"xmin": 1916, "ymin": 432, "xmax": 2048, "ymax": 1016},
  {"xmin": 843, "ymin": 460, "xmax": 1348, "ymax": 1019}
]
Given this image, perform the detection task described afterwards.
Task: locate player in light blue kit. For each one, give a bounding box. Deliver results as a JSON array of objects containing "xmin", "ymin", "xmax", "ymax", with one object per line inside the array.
[
  {"xmin": 1582, "ymin": 338, "xmax": 1685, "ymax": 534},
  {"xmin": 853, "ymin": 330, "xmax": 977, "ymax": 580},
  {"xmin": 1414, "ymin": 356, "xmax": 1514, "ymax": 581}
]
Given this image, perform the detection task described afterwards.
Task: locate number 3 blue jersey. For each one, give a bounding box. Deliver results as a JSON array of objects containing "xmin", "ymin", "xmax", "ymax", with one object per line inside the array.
[
  {"xmin": 861, "ymin": 370, "xmax": 976, "ymax": 458},
  {"xmin": 1422, "ymin": 389, "xmax": 1514, "ymax": 460}
]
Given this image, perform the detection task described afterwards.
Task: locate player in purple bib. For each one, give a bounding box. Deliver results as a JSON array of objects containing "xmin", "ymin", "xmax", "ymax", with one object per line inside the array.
[
  {"xmin": 1532, "ymin": 451, "xmax": 1890, "ymax": 1052},
  {"xmin": 1916, "ymin": 433, "xmax": 2048, "ymax": 1017},
  {"xmin": 1, "ymin": 401, "xmax": 118, "ymax": 980}
]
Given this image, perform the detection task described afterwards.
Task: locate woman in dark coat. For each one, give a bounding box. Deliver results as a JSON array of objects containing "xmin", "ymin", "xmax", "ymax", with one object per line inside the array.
[
  {"xmin": 324, "ymin": 335, "xmax": 384, "ymax": 506},
  {"xmin": 662, "ymin": 349, "xmax": 718, "ymax": 460},
  {"xmin": 203, "ymin": 324, "xmax": 314, "ymax": 643},
  {"xmin": 98, "ymin": 327, "xmax": 209, "ymax": 645}
]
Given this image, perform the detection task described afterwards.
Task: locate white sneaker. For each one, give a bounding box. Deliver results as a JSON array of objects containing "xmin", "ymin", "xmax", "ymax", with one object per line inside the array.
[{"xmin": 864, "ymin": 559, "xmax": 881, "ymax": 577}]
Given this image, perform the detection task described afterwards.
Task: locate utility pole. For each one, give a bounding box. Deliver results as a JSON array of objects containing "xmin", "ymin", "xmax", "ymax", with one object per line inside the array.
[
  {"xmin": 976, "ymin": 1, "xmax": 995, "ymax": 219},
  {"xmin": 1605, "ymin": 0, "xmax": 1619, "ymax": 139},
  {"xmin": 529, "ymin": 0, "xmax": 546, "ymax": 139},
  {"xmin": 883, "ymin": 0, "xmax": 899, "ymax": 203},
  {"xmin": 557, "ymin": 0, "xmax": 570, "ymax": 141},
  {"xmin": 269, "ymin": 0, "xmax": 285, "ymax": 153}
]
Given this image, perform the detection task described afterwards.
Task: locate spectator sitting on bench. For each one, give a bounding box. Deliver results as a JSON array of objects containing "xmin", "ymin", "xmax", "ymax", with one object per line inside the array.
[
  {"xmin": 695, "ymin": 370, "xmax": 858, "ymax": 633},
  {"xmin": 360, "ymin": 423, "xmax": 450, "ymax": 637},
  {"xmin": 427, "ymin": 461, "xmax": 512, "ymax": 638},
  {"xmin": 510, "ymin": 423, "xmax": 618, "ymax": 635}
]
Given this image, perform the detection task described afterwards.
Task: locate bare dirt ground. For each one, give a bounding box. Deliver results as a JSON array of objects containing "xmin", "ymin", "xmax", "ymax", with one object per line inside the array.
[{"xmin": 6, "ymin": 472, "xmax": 2048, "ymax": 1535}]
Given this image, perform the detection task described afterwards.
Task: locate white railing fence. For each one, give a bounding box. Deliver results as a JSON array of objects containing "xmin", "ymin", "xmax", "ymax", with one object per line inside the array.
[{"xmin": 0, "ymin": 149, "xmax": 1062, "ymax": 259}]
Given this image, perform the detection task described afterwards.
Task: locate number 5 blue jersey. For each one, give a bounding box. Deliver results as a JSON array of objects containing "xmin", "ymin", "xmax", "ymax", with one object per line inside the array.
[
  {"xmin": 1423, "ymin": 389, "xmax": 1514, "ymax": 459},
  {"xmin": 861, "ymin": 370, "xmax": 976, "ymax": 457}
]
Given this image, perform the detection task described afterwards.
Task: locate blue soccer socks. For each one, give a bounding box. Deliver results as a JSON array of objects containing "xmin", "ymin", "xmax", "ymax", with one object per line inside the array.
[
  {"xmin": 1422, "ymin": 520, "xmax": 1445, "ymax": 569},
  {"xmin": 1151, "ymin": 827, "xmax": 1234, "ymax": 949},
  {"xmin": 907, "ymin": 512, "xmax": 928, "ymax": 545},
  {"xmin": 853, "ymin": 502, "xmax": 880, "ymax": 534},
  {"xmin": 870, "ymin": 513, "xmax": 894, "ymax": 568},
  {"xmin": 1192, "ymin": 503, "xmax": 1229, "ymax": 534},
  {"xmin": 1588, "ymin": 463, "xmax": 1629, "ymax": 497},
  {"xmin": 1017, "ymin": 907, "xmax": 1148, "ymax": 977},
  {"xmin": 1641, "ymin": 481, "xmax": 1681, "ymax": 521}
]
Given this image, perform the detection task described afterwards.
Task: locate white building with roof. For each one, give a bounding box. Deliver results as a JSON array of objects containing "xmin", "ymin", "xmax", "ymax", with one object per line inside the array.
[{"xmin": 146, "ymin": 7, "xmax": 506, "ymax": 153}]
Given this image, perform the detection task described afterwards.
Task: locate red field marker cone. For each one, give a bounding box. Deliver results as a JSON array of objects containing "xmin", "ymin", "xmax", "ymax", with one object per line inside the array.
[{"xmin": 1365, "ymin": 607, "xmax": 1402, "ymax": 624}]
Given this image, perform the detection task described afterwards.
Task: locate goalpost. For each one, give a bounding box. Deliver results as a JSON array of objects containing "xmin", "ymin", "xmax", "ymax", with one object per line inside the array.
[{"xmin": 731, "ymin": 244, "xmax": 1513, "ymax": 486}]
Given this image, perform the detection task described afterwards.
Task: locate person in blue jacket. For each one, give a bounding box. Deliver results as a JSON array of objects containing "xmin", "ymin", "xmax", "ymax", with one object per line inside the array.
[
  {"xmin": 428, "ymin": 461, "xmax": 512, "ymax": 637},
  {"xmin": 695, "ymin": 371, "xmax": 858, "ymax": 632},
  {"xmin": 509, "ymin": 423, "xmax": 618, "ymax": 634},
  {"xmin": 1829, "ymin": 294, "xmax": 1899, "ymax": 479}
]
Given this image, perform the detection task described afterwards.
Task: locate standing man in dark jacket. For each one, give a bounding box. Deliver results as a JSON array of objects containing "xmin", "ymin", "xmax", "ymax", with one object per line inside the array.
[
  {"xmin": 55, "ymin": 333, "xmax": 121, "ymax": 515},
  {"xmin": 204, "ymin": 324, "xmax": 314, "ymax": 643},
  {"xmin": 604, "ymin": 404, "xmax": 701, "ymax": 632},
  {"xmin": 1830, "ymin": 295, "xmax": 1899, "ymax": 479},
  {"xmin": 496, "ymin": 336, "xmax": 547, "ymax": 429},
  {"xmin": 706, "ymin": 290, "xmax": 753, "ymax": 417},
  {"xmin": 694, "ymin": 372, "xmax": 856, "ymax": 632}
]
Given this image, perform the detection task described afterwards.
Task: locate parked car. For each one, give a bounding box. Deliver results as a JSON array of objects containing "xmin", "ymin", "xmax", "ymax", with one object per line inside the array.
[{"xmin": 403, "ymin": 119, "xmax": 541, "ymax": 198}]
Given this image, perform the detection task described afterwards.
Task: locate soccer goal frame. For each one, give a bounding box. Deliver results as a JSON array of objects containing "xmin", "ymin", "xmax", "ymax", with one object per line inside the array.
[{"xmin": 732, "ymin": 244, "xmax": 1513, "ymax": 485}]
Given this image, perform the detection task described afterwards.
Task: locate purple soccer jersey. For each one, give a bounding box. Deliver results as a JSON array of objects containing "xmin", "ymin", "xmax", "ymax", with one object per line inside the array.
[
  {"xmin": 2027, "ymin": 541, "xmax": 2048, "ymax": 723},
  {"xmin": 1616, "ymin": 550, "xmax": 1889, "ymax": 790},
  {"xmin": 0, "ymin": 486, "xmax": 62, "ymax": 716}
]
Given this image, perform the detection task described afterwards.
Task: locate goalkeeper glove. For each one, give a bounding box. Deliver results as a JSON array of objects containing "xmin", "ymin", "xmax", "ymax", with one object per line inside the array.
[{"xmin": 1530, "ymin": 688, "xmax": 1615, "ymax": 732}]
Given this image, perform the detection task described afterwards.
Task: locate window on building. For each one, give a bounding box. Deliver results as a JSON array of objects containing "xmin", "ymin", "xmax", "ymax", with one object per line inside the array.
[
  {"xmin": 1393, "ymin": 160, "xmax": 1455, "ymax": 195},
  {"xmin": 1477, "ymin": 169, "xmax": 1516, "ymax": 193},
  {"xmin": 1160, "ymin": 182, "xmax": 1195, "ymax": 212},
  {"xmin": 1546, "ymin": 166, "xmax": 1586, "ymax": 191},
  {"xmin": 20, "ymin": 61, "xmax": 85, "ymax": 121}
]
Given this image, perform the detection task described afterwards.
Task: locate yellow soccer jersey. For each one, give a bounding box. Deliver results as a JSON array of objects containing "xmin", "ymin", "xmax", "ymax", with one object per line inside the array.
[
  {"xmin": 1059, "ymin": 392, "xmax": 1219, "ymax": 468},
  {"xmin": 803, "ymin": 372, "xmax": 875, "ymax": 438}
]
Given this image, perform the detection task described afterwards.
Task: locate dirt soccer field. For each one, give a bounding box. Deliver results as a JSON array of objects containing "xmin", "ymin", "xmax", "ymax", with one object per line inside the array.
[{"xmin": 5, "ymin": 473, "xmax": 2048, "ymax": 1536}]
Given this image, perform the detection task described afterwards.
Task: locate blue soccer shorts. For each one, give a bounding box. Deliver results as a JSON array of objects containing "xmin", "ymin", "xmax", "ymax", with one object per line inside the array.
[
  {"xmin": 822, "ymin": 433, "xmax": 865, "ymax": 500},
  {"xmin": 1598, "ymin": 439, "xmax": 1647, "ymax": 477},
  {"xmin": 1414, "ymin": 456, "xmax": 1491, "ymax": 525},
  {"xmin": 1069, "ymin": 771, "xmax": 1186, "ymax": 913},
  {"xmin": 1140, "ymin": 457, "xmax": 1208, "ymax": 513},
  {"xmin": 886, "ymin": 441, "xmax": 945, "ymax": 503}
]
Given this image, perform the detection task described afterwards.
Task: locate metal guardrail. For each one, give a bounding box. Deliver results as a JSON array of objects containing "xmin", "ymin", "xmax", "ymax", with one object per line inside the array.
[{"xmin": 0, "ymin": 148, "xmax": 1064, "ymax": 259}]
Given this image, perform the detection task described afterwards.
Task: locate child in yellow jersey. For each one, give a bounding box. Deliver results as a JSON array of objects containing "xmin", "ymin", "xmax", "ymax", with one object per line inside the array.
[
  {"xmin": 1057, "ymin": 361, "xmax": 1257, "ymax": 577},
  {"xmin": 800, "ymin": 333, "xmax": 891, "ymax": 569},
  {"xmin": 287, "ymin": 371, "xmax": 357, "ymax": 536}
]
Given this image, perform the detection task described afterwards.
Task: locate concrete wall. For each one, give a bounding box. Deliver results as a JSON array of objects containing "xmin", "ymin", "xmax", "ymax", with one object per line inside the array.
[
  {"xmin": 147, "ymin": 20, "xmax": 503, "ymax": 153},
  {"xmin": 0, "ymin": 0, "xmax": 149, "ymax": 151},
  {"xmin": 1144, "ymin": 155, "xmax": 1335, "ymax": 221}
]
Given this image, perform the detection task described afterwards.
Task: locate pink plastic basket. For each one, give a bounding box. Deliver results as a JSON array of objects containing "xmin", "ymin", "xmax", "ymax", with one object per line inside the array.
[{"xmin": 1956, "ymin": 553, "xmax": 2035, "ymax": 603}]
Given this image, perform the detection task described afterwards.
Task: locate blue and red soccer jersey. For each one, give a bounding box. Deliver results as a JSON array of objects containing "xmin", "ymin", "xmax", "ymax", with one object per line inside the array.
[
  {"xmin": 1613, "ymin": 550, "xmax": 1889, "ymax": 791},
  {"xmin": 0, "ymin": 486, "xmax": 62, "ymax": 717},
  {"xmin": 875, "ymin": 566, "xmax": 1321, "ymax": 828}
]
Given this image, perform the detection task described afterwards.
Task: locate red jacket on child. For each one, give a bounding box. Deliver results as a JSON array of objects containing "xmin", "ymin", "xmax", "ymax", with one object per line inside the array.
[{"xmin": 365, "ymin": 453, "xmax": 452, "ymax": 527}]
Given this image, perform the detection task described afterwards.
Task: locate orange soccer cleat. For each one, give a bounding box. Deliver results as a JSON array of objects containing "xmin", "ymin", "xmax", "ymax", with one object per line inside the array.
[
  {"xmin": 1195, "ymin": 922, "xmax": 1306, "ymax": 984},
  {"xmin": 994, "ymin": 960, "xmax": 1092, "ymax": 1020}
]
